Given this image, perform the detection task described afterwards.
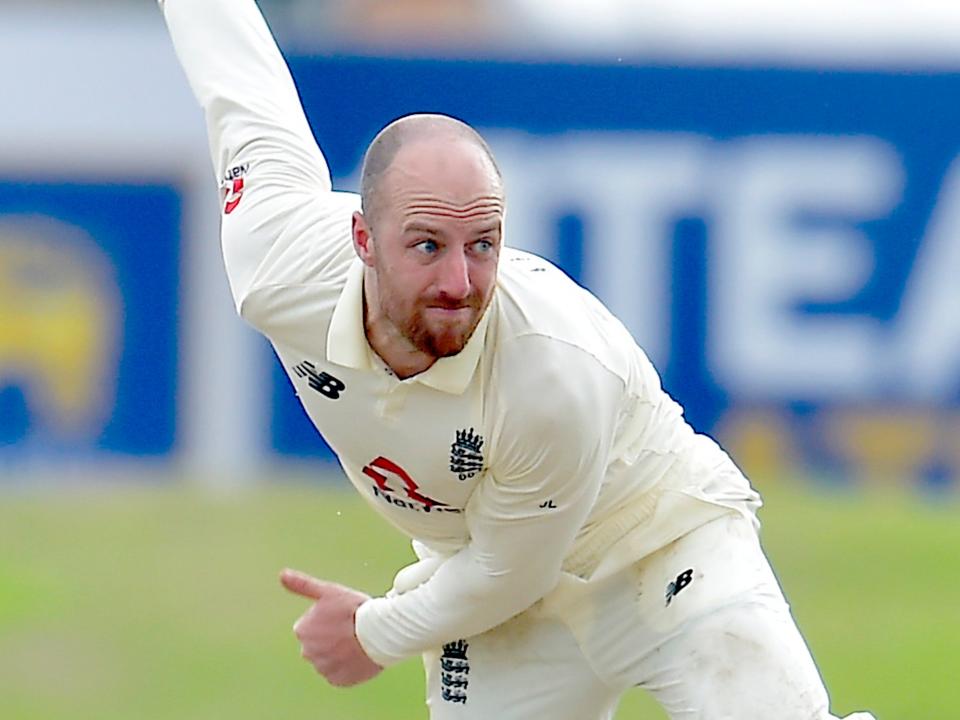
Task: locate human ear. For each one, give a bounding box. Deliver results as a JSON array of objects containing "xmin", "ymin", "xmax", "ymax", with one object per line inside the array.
[{"xmin": 352, "ymin": 211, "xmax": 376, "ymax": 267}]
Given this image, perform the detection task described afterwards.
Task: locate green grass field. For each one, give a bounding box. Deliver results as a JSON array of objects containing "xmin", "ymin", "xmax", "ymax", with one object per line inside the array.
[{"xmin": 1, "ymin": 475, "xmax": 956, "ymax": 719}]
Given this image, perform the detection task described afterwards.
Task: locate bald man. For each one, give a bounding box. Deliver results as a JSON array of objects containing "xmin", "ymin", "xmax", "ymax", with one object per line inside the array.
[{"xmin": 160, "ymin": 2, "xmax": 876, "ymax": 719}]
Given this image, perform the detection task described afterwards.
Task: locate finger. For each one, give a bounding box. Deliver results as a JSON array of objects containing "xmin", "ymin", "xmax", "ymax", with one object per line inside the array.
[{"xmin": 280, "ymin": 568, "xmax": 327, "ymax": 600}]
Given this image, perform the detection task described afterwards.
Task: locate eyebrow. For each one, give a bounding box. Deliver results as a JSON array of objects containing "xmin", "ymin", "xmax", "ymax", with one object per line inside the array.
[
  {"xmin": 402, "ymin": 222, "xmax": 441, "ymax": 235},
  {"xmin": 402, "ymin": 221, "xmax": 501, "ymax": 236}
]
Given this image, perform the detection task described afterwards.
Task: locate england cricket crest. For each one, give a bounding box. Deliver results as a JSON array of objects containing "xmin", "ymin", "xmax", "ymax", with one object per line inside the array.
[
  {"xmin": 440, "ymin": 639, "xmax": 469, "ymax": 704},
  {"xmin": 450, "ymin": 427, "xmax": 484, "ymax": 481}
]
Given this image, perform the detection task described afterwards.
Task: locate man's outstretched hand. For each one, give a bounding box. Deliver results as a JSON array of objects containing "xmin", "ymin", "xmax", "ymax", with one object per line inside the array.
[{"xmin": 280, "ymin": 568, "xmax": 383, "ymax": 687}]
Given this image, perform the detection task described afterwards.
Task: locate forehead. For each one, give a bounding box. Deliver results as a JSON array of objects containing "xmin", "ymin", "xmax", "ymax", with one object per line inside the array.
[{"xmin": 382, "ymin": 137, "xmax": 504, "ymax": 213}]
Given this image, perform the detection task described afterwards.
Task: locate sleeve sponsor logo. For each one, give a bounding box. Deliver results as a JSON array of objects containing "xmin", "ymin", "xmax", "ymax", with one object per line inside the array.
[{"xmin": 220, "ymin": 163, "xmax": 249, "ymax": 215}]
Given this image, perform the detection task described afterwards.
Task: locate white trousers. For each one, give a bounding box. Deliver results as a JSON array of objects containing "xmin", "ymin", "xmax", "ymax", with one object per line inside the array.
[{"xmin": 422, "ymin": 513, "xmax": 875, "ymax": 720}]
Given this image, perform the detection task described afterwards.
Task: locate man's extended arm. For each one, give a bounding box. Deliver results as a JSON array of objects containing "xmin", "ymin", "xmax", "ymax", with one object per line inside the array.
[
  {"xmin": 160, "ymin": 0, "xmax": 356, "ymax": 319},
  {"xmin": 162, "ymin": 0, "xmax": 377, "ymax": 686}
]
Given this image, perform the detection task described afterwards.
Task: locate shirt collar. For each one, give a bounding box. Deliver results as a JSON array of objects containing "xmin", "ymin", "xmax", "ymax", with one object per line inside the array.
[
  {"xmin": 326, "ymin": 258, "xmax": 491, "ymax": 395},
  {"xmin": 327, "ymin": 258, "xmax": 372, "ymax": 371}
]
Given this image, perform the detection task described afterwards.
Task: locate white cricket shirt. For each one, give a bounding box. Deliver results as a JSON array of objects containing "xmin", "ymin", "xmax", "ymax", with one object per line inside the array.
[{"xmin": 161, "ymin": 0, "xmax": 760, "ymax": 667}]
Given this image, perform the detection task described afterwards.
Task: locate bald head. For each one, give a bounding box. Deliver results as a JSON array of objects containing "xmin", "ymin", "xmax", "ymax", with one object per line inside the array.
[{"xmin": 360, "ymin": 113, "xmax": 503, "ymax": 226}]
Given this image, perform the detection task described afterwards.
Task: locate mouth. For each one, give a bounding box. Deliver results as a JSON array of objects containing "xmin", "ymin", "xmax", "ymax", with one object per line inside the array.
[{"xmin": 425, "ymin": 306, "xmax": 473, "ymax": 319}]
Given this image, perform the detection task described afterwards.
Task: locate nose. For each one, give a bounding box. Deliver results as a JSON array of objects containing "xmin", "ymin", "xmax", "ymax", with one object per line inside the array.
[{"xmin": 436, "ymin": 247, "xmax": 471, "ymax": 300}]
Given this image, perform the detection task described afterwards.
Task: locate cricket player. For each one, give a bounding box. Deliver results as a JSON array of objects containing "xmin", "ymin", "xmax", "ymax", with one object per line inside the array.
[{"xmin": 159, "ymin": 1, "xmax": 877, "ymax": 718}]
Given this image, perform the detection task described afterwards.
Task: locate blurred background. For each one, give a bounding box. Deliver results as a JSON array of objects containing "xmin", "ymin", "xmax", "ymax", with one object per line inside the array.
[{"xmin": 2, "ymin": 1, "xmax": 958, "ymax": 718}]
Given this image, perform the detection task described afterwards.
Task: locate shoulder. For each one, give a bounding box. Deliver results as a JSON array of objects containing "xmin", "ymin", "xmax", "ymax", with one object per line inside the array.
[
  {"xmin": 485, "ymin": 329, "xmax": 626, "ymax": 483},
  {"xmin": 492, "ymin": 247, "xmax": 641, "ymax": 392},
  {"xmin": 493, "ymin": 332, "xmax": 624, "ymax": 423},
  {"xmin": 236, "ymin": 191, "xmax": 359, "ymax": 346}
]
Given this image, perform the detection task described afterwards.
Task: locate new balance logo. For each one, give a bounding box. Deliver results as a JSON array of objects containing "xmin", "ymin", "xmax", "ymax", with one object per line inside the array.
[
  {"xmin": 665, "ymin": 568, "xmax": 694, "ymax": 606},
  {"xmin": 293, "ymin": 361, "xmax": 345, "ymax": 400},
  {"xmin": 450, "ymin": 427, "xmax": 484, "ymax": 481}
]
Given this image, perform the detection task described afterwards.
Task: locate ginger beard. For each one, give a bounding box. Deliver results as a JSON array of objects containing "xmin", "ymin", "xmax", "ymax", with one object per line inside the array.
[{"xmin": 371, "ymin": 252, "xmax": 492, "ymax": 359}]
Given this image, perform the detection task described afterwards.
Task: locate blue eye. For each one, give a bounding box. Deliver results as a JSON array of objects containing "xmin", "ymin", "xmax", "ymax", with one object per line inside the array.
[{"xmin": 416, "ymin": 239, "xmax": 439, "ymax": 254}]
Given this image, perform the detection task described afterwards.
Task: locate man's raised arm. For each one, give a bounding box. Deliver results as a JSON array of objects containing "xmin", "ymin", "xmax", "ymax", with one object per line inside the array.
[{"xmin": 160, "ymin": 0, "xmax": 355, "ymax": 314}]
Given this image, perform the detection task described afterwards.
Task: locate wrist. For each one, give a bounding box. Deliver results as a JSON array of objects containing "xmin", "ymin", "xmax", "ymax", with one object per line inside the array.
[{"xmin": 354, "ymin": 597, "xmax": 403, "ymax": 668}]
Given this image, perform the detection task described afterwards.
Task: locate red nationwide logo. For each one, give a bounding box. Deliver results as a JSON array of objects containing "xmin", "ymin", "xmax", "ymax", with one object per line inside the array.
[{"xmin": 362, "ymin": 456, "xmax": 460, "ymax": 514}]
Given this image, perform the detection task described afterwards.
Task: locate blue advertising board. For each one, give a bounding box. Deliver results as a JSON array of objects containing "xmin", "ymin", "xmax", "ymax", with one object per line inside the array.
[
  {"xmin": 269, "ymin": 57, "xmax": 960, "ymax": 491},
  {"xmin": 0, "ymin": 181, "xmax": 180, "ymax": 466}
]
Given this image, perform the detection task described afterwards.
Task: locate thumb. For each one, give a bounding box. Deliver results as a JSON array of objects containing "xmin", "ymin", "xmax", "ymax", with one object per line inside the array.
[{"xmin": 280, "ymin": 568, "xmax": 327, "ymax": 600}]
